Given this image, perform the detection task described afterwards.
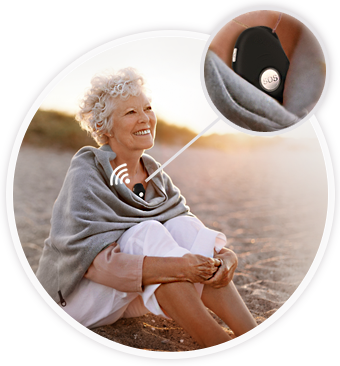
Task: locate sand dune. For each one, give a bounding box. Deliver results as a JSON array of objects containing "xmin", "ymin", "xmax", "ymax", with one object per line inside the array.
[{"xmin": 13, "ymin": 140, "xmax": 327, "ymax": 351}]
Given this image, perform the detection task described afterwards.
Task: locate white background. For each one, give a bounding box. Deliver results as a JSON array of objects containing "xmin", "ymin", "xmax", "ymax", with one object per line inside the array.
[{"xmin": 16, "ymin": 9, "xmax": 340, "ymax": 362}]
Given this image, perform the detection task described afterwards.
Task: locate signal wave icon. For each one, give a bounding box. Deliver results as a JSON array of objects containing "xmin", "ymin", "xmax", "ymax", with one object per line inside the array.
[{"xmin": 110, "ymin": 164, "xmax": 130, "ymax": 186}]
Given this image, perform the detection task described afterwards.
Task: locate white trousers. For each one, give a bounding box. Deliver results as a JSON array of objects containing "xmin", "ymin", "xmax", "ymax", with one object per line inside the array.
[{"xmin": 63, "ymin": 216, "xmax": 226, "ymax": 328}]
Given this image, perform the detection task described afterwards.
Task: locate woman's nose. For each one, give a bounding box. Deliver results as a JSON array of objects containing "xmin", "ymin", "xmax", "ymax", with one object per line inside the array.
[{"xmin": 139, "ymin": 110, "xmax": 150, "ymax": 123}]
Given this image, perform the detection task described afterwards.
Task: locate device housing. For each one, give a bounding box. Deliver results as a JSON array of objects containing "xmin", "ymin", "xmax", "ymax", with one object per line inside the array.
[{"xmin": 232, "ymin": 26, "xmax": 290, "ymax": 103}]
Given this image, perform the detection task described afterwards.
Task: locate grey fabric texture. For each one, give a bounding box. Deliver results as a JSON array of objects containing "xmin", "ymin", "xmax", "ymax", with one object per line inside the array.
[
  {"xmin": 204, "ymin": 50, "xmax": 300, "ymax": 132},
  {"xmin": 283, "ymin": 27, "xmax": 326, "ymax": 116},
  {"xmin": 36, "ymin": 144, "xmax": 192, "ymax": 303}
]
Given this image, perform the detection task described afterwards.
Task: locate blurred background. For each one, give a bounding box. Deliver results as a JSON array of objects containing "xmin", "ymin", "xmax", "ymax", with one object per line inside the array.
[{"xmin": 13, "ymin": 35, "xmax": 328, "ymax": 349}]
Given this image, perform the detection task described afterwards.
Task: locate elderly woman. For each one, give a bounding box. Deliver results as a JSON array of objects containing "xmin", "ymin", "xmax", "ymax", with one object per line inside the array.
[{"xmin": 36, "ymin": 68, "xmax": 257, "ymax": 348}]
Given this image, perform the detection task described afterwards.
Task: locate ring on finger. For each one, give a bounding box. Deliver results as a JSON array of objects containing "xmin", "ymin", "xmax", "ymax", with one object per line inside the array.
[{"xmin": 214, "ymin": 258, "xmax": 223, "ymax": 267}]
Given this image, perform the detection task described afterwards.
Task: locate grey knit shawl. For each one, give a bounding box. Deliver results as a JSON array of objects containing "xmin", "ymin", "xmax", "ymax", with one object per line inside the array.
[{"xmin": 36, "ymin": 144, "xmax": 192, "ymax": 303}]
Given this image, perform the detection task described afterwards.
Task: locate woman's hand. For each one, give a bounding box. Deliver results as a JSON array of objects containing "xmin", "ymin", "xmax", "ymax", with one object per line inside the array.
[
  {"xmin": 141, "ymin": 254, "xmax": 220, "ymax": 287},
  {"xmin": 202, "ymin": 248, "xmax": 238, "ymax": 289},
  {"xmin": 182, "ymin": 253, "xmax": 221, "ymax": 283}
]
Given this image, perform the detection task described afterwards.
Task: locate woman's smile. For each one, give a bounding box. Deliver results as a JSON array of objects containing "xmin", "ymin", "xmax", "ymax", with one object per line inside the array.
[{"xmin": 133, "ymin": 128, "xmax": 151, "ymax": 136}]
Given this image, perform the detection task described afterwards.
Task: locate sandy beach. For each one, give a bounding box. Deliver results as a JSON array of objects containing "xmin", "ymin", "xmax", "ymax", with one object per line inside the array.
[{"xmin": 13, "ymin": 139, "xmax": 327, "ymax": 351}]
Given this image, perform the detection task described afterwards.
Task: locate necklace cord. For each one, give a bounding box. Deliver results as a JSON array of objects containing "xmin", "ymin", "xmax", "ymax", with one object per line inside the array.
[
  {"xmin": 232, "ymin": 12, "xmax": 283, "ymax": 33},
  {"xmin": 272, "ymin": 12, "xmax": 283, "ymax": 33},
  {"xmin": 232, "ymin": 19, "xmax": 249, "ymax": 29}
]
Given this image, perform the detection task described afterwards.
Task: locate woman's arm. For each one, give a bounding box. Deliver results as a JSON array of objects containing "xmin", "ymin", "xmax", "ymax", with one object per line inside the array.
[
  {"xmin": 84, "ymin": 243, "xmax": 145, "ymax": 292},
  {"xmin": 142, "ymin": 254, "xmax": 221, "ymax": 286},
  {"xmin": 84, "ymin": 243, "xmax": 220, "ymax": 292}
]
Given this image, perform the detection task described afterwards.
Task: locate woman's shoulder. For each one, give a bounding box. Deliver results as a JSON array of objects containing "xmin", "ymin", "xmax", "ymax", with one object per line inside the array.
[
  {"xmin": 63, "ymin": 145, "xmax": 116, "ymax": 187},
  {"xmin": 66, "ymin": 147, "xmax": 99, "ymax": 178},
  {"xmin": 70, "ymin": 145, "xmax": 116, "ymax": 169},
  {"xmin": 57, "ymin": 145, "xmax": 116, "ymax": 198}
]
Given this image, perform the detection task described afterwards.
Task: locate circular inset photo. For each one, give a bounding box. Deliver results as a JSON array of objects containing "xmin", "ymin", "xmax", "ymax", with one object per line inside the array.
[
  {"xmin": 8, "ymin": 31, "xmax": 331, "ymax": 357},
  {"xmin": 202, "ymin": 10, "xmax": 326, "ymax": 133}
]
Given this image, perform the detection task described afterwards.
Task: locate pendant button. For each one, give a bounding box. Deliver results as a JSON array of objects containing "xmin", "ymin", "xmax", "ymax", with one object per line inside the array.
[{"xmin": 259, "ymin": 68, "xmax": 281, "ymax": 91}]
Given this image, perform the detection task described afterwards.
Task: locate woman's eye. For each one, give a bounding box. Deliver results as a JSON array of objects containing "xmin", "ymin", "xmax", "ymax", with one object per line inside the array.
[
  {"xmin": 126, "ymin": 110, "xmax": 135, "ymax": 115},
  {"xmin": 145, "ymin": 106, "xmax": 152, "ymax": 111}
]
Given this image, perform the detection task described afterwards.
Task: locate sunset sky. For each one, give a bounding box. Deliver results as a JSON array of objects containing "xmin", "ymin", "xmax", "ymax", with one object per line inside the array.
[{"xmin": 40, "ymin": 35, "xmax": 317, "ymax": 139}]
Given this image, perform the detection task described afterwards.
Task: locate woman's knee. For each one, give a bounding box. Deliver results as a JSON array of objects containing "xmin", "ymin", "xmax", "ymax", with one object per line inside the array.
[
  {"xmin": 163, "ymin": 216, "xmax": 206, "ymax": 251},
  {"xmin": 127, "ymin": 220, "xmax": 167, "ymax": 238},
  {"xmin": 138, "ymin": 219, "xmax": 164, "ymax": 230},
  {"xmin": 164, "ymin": 216, "xmax": 204, "ymax": 232},
  {"xmin": 137, "ymin": 220, "xmax": 169, "ymax": 238}
]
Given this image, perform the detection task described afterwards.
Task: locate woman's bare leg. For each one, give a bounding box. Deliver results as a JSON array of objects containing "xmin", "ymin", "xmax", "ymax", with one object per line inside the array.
[
  {"xmin": 201, "ymin": 281, "xmax": 257, "ymax": 337},
  {"xmin": 155, "ymin": 281, "xmax": 232, "ymax": 348}
]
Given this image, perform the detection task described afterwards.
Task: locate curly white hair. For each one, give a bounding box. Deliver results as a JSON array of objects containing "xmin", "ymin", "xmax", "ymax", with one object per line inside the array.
[{"xmin": 76, "ymin": 67, "xmax": 149, "ymax": 146}]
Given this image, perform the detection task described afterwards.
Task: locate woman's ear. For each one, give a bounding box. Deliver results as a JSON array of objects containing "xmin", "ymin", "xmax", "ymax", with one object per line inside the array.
[{"xmin": 104, "ymin": 116, "xmax": 115, "ymax": 138}]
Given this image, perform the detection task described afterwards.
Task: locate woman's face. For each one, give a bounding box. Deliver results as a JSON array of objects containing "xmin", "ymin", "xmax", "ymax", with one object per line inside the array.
[{"xmin": 107, "ymin": 93, "xmax": 157, "ymax": 152}]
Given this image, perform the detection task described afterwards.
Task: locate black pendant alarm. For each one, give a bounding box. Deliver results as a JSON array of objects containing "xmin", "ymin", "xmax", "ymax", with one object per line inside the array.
[
  {"xmin": 232, "ymin": 26, "xmax": 289, "ymax": 103},
  {"xmin": 133, "ymin": 183, "xmax": 146, "ymax": 199}
]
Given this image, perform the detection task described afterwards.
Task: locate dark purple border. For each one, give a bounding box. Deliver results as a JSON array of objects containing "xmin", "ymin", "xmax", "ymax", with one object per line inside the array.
[{"xmin": 0, "ymin": 0, "xmax": 340, "ymax": 365}]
